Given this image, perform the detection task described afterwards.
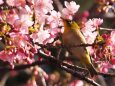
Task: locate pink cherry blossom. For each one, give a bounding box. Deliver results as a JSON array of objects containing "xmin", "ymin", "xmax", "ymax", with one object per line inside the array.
[
  {"xmin": 81, "ymin": 18, "xmax": 103, "ymax": 44},
  {"xmin": 110, "ymin": 31, "xmax": 115, "ymax": 44},
  {"xmin": 0, "ymin": 50, "xmax": 15, "ymax": 65},
  {"xmin": 6, "ymin": 0, "xmax": 26, "ymax": 6},
  {"xmin": 34, "ymin": 0, "xmax": 53, "ymax": 14},
  {"xmin": 106, "ymin": 31, "xmax": 115, "ymax": 55},
  {"xmin": 102, "ymin": 31, "xmax": 115, "ymax": 57},
  {"xmin": 34, "ymin": 0, "xmax": 54, "ymax": 25},
  {"xmin": 6, "ymin": 6, "xmax": 33, "ymax": 34},
  {"xmin": 30, "ymin": 11, "xmax": 61, "ymax": 45},
  {"xmin": 84, "ymin": 18, "xmax": 103, "ymax": 29},
  {"xmin": 91, "ymin": 18, "xmax": 103, "ymax": 28},
  {"xmin": 9, "ymin": 32, "xmax": 29, "ymax": 47},
  {"xmin": 14, "ymin": 13, "xmax": 33, "ymax": 34},
  {"xmin": 19, "ymin": 5, "xmax": 33, "ymax": 15},
  {"xmin": 0, "ymin": 48, "xmax": 34, "ymax": 66},
  {"xmin": 46, "ymin": 28, "xmax": 61, "ymax": 44},
  {"xmin": 0, "ymin": 32, "xmax": 36, "ymax": 65},
  {"xmin": 70, "ymin": 80, "xmax": 84, "ymax": 86},
  {"xmin": 35, "ymin": 13, "xmax": 48, "ymax": 26},
  {"xmin": 98, "ymin": 62, "xmax": 112, "ymax": 73},
  {"xmin": 64, "ymin": 1, "xmax": 80, "ymax": 13},
  {"xmin": 15, "ymin": 49, "xmax": 34, "ymax": 64},
  {"xmin": 112, "ymin": 58, "xmax": 115, "ymax": 65},
  {"xmin": 83, "ymin": 18, "xmax": 103, "ymax": 31},
  {"xmin": 0, "ymin": 0, "xmax": 3, "ymax": 5},
  {"xmin": 6, "ymin": 10, "xmax": 19, "ymax": 26},
  {"xmin": 47, "ymin": 10, "xmax": 61, "ymax": 28},
  {"xmin": 30, "ymin": 29, "xmax": 50, "ymax": 44},
  {"xmin": 62, "ymin": 1, "xmax": 80, "ymax": 20},
  {"xmin": 30, "ymin": 26, "xmax": 60, "ymax": 45},
  {"xmin": 82, "ymin": 11, "xmax": 89, "ymax": 18},
  {"xmin": 81, "ymin": 18, "xmax": 103, "ymax": 55}
]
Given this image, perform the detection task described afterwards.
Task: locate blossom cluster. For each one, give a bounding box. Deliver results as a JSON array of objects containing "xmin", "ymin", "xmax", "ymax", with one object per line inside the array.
[
  {"xmin": 81, "ymin": 17, "xmax": 115, "ymax": 72},
  {"xmin": 0, "ymin": 0, "xmax": 62, "ymax": 66},
  {"xmin": 0, "ymin": 0, "xmax": 114, "ymax": 73},
  {"xmin": 0, "ymin": 0, "xmax": 80, "ymax": 66}
]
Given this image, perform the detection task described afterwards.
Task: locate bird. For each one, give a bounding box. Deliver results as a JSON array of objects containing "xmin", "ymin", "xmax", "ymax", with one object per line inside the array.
[{"xmin": 62, "ymin": 19, "xmax": 97, "ymax": 77}]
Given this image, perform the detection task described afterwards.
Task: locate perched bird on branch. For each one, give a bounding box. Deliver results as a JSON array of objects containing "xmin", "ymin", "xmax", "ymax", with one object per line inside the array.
[{"xmin": 62, "ymin": 19, "xmax": 97, "ymax": 77}]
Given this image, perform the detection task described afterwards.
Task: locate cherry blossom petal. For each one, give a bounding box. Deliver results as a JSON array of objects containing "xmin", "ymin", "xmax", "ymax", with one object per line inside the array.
[
  {"xmin": 62, "ymin": 1, "xmax": 80, "ymax": 20},
  {"xmin": 30, "ymin": 30, "xmax": 50, "ymax": 44},
  {"xmin": 34, "ymin": 0, "xmax": 53, "ymax": 14},
  {"xmin": 7, "ymin": 0, "xmax": 26, "ymax": 6}
]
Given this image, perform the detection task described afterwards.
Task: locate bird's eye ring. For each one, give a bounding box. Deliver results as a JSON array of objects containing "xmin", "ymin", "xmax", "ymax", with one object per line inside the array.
[{"xmin": 68, "ymin": 21, "xmax": 72, "ymax": 24}]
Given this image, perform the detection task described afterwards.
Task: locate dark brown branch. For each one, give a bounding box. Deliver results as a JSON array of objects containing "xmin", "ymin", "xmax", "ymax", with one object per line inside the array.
[
  {"xmin": 36, "ymin": 42, "xmax": 105, "ymax": 50},
  {"xmin": 0, "ymin": 60, "xmax": 46, "ymax": 72},
  {"xmin": 38, "ymin": 50, "xmax": 88, "ymax": 72},
  {"xmin": 53, "ymin": 0, "xmax": 63, "ymax": 13},
  {"xmin": 62, "ymin": 66, "xmax": 101, "ymax": 86},
  {"xmin": 63, "ymin": 42, "xmax": 105, "ymax": 48},
  {"xmin": 98, "ymin": 72, "xmax": 115, "ymax": 77}
]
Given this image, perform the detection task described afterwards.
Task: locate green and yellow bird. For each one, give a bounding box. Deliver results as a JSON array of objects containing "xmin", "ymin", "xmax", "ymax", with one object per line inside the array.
[{"xmin": 62, "ymin": 19, "xmax": 97, "ymax": 77}]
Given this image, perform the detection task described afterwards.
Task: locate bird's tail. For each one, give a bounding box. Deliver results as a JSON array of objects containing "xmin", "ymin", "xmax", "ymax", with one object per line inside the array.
[{"xmin": 86, "ymin": 63, "xmax": 98, "ymax": 77}]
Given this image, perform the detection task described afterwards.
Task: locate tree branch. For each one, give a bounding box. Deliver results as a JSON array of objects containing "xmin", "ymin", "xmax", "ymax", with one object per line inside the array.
[
  {"xmin": 98, "ymin": 72, "xmax": 115, "ymax": 77},
  {"xmin": 36, "ymin": 42, "xmax": 105, "ymax": 50},
  {"xmin": 0, "ymin": 60, "xmax": 46, "ymax": 72},
  {"xmin": 0, "ymin": 49, "xmax": 115, "ymax": 86},
  {"xmin": 100, "ymin": 27, "xmax": 115, "ymax": 31},
  {"xmin": 62, "ymin": 66, "xmax": 101, "ymax": 86},
  {"xmin": 37, "ymin": 50, "xmax": 100, "ymax": 86}
]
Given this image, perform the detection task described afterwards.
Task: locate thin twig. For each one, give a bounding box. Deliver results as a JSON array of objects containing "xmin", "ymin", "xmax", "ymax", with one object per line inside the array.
[
  {"xmin": 53, "ymin": 0, "xmax": 63, "ymax": 14},
  {"xmin": 56, "ymin": 48, "xmax": 62, "ymax": 59},
  {"xmin": 111, "ymin": 6, "xmax": 115, "ymax": 15},
  {"xmin": 62, "ymin": 66, "xmax": 101, "ymax": 86},
  {"xmin": 38, "ymin": 68, "xmax": 47, "ymax": 86},
  {"xmin": 63, "ymin": 42, "xmax": 105, "ymax": 48},
  {"xmin": 36, "ymin": 42, "xmax": 105, "ymax": 50},
  {"xmin": 100, "ymin": 27, "xmax": 115, "ymax": 31},
  {"xmin": 38, "ymin": 50, "xmax": 88, "ymax": 72},
  {"xmin": 98, "ymin": 72, "xmax": 115, "ymax": 77}
]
